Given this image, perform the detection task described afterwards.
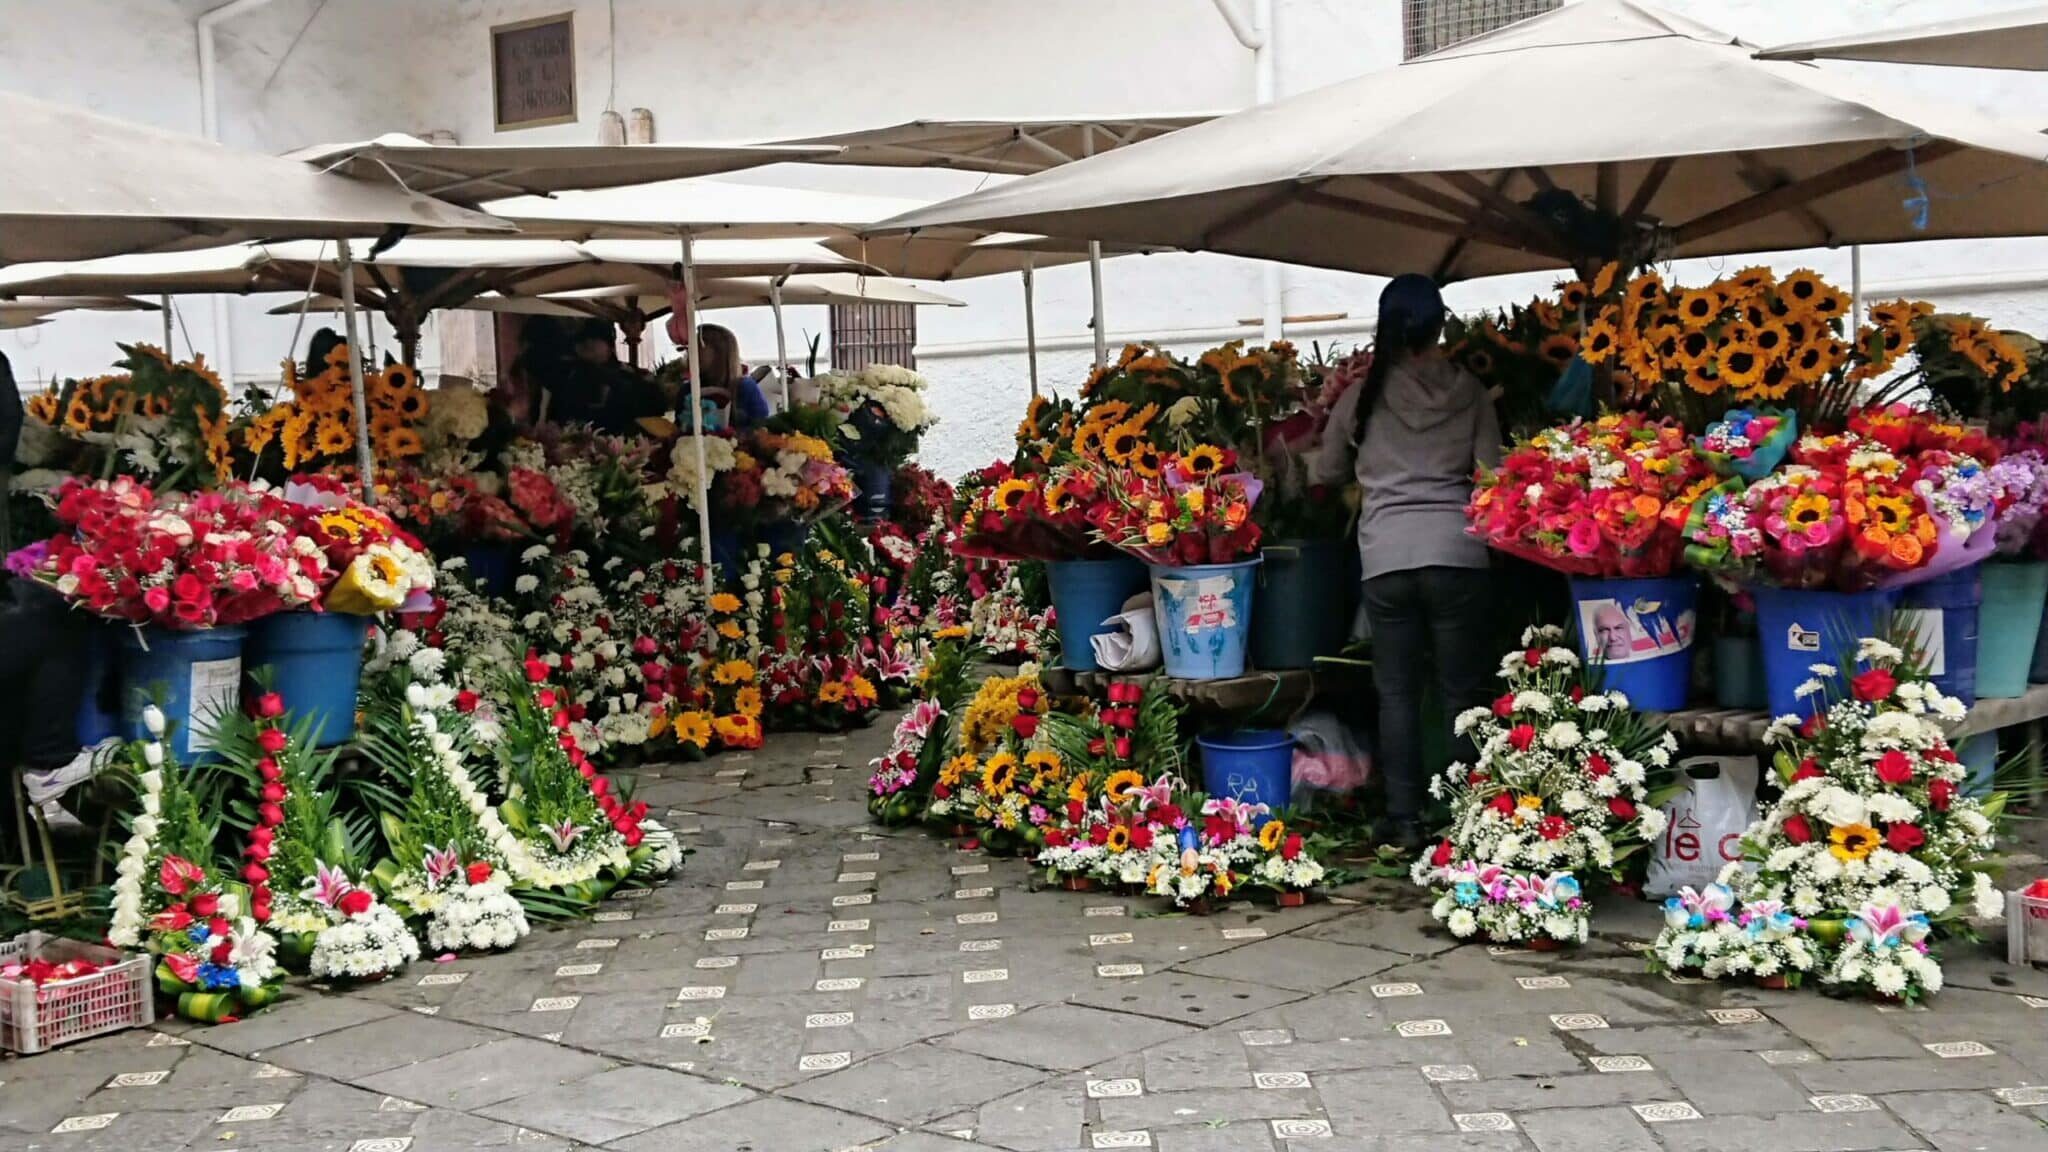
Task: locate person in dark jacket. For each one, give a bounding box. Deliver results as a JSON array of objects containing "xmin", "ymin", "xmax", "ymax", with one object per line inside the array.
[{"xmin": 1310, "ymin": 274, "xmax": 1502, "ymax": 852}]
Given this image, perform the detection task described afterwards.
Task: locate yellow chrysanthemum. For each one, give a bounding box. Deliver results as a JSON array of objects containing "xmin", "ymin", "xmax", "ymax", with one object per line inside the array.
[{"xmin": 709, "ymin": 592, "xmax": 742, "ymax": 614}]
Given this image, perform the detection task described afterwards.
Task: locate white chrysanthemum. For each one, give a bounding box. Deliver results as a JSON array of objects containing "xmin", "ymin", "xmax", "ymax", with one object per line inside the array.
[
  {"xmin": 1446, "ymin": 909, "xmax": 1478, "ymax": 937},
  {"xmin": 1543, "ymin": 721, "xmax": 1581, "ymax": 749},
  {"xmin": 1513, "ymin": 691, "xmax": 1553, "ymax": 714}
]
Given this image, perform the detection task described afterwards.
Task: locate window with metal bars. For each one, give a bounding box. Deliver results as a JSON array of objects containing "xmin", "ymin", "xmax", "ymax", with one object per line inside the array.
[
  {"xmin": 829, "ymin": 302, "xmax": 918, "ymax": 371},
  {"xmin": 1402, "ymin": 0, "xmax": 1559, "ymax": 60}
]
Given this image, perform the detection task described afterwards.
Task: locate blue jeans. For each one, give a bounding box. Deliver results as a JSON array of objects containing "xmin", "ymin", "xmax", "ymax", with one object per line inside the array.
[{"xmin": 1362, "ymin": 566, "xmax": 1496, "ymax": 823}]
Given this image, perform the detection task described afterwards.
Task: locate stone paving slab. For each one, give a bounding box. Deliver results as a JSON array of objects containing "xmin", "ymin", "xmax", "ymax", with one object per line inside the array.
[{"xmin": 13, "ymin": 709, "xmax": 2048, "ymax": 1152}]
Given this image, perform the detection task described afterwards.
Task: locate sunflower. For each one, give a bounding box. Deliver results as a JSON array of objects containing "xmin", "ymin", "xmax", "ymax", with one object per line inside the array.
[
  {"xmin": 1181, "ymin": 443, "xmax": 1227, "ymax": 478},
  {"xmin": 817, "ymin": 681, "xmax": 849, "ymax": 705},
  {"xmin": 1730, "ymin": 266, "xmax": 1777, "ymax": 296},
  {"xmin": 1538, "ymin": 333, "xmax": 1578, "ymax": 366},
  {"xmin": 1103, "ymin": 769, "xmax": 1145, "ymax": 803},
  {"xmin": 1740, "ymin": 360, "xmax": 1795, "ymax": 403},
  {"xmin": 993, "ymin": 477, "xmax": 1036, "ymax": 516},
  {"xmin": 1025, "ymin": 748, "xmax": 1062, "ymax": 776},
  {"xmin": 1589, "ymin": 261, "xmax": 1620, "ymax": 297},
  {"xmin": 940, "ymin": 753, "xmax": 977, "ymax": 788},
  {"xmin": 1104, "ymin": 825, "xmax": 1132, "ymax": 853},
  {"xmin": 1785, "ymin": 492, "xmax": 1833, "ymax": 531},
  {"xmin": 1017, "ymin": 394, "xmax": 1049, "ymax": 442},
  {"xmin": 712, "ymin": 659, "xmax": 756, "ymax": 686},
  {"xmin": 1580, "ymin": 317, "xmax": 1621, "ymax": 364},
  {"xmin": 1622, "ymin": 336, "xmax": 1664, "ymax": 385},
  {"xmin": 1675, "ymin": 287, "xmax": 1722, "ymax": 329},
  {"xmin": 1715, "ymin": 341, "xmax": 1764, "ymax": 390},
  {"xmin": 139, "ymin": 392, "xmax": 173, "ymax": 421},
  {"xmin": 1786, "ymin": 341, "xmax": 1831, "ymax": 383},
  {"xmin": 1044, "ymin": 482, "xmax": 1075, "ymax": 516},
  {"xmin": 713, "ymin": 713, "xmax": 763, "ymax": 747},
  {"xmin": 1131, "ymin": 443, "xmax": 1162, "ymax": 479},
  {"xmin": 1065, "ymin": 772, "xmax": 1095, "ymax": 804},
  {"xmin": 394, "ymin": 387, "xmax": 429, "ymax": 420},
  {"xmin": 1555, "ymin": 280, "xmax": 1588, "ymax": 311},
  {"xmin": 62, "ymin": 396, "xmax": 96, "ymax": 433},
  {"xmin": 24, "ymin": 391, "xmax": 58, "ymax": 424},
  {"xmin": 1072, "ymin": 422, "xmax": 1106, "ymax": 461},
  {"xmin": 1747, "ymin": 321, "xmax": 1790, "ymax": 360},
  {"xmin": 1807, "ymin": 288, "xmax": 1849, "ymax": 323},
  {"xmin": 674, "ymin": 710, "xmax": 715, "ymax": 747},
  {"xmin": 1828, "ymin": 821, "xmax": 1880, "ymax": 863},
  {"xmin": 313, "ymin": 416, "xmax": 353, "ymax": 457},
  {"xmin": 382, "ymin": 426, "xmax": 425, "ymax": 459},
  {"xmin": 1462, "ymin": 346, "xmax": 1497, "ymax": 377},
  {"xmin": 1257, "ymin": 819, "xmax": 1286, "ymax": 852},
  {"xmin": 1624, "ymin": 270, "xmax": 1665, "ymax": 314},
  {"xmin": 1866, "ymin": 493, "xmax": 1914, "ymax": 534},
  {"xmin": 1683, "ymin": 361, "xmax": 1721, "ymax": 396},
  {"xmin": 1778, "ymin": 269, "xmax": 1826, "ymax": 310},
  {"xmin": 983, "ymin": 751, "xmax": 1019, "ymax": 796},
  {"xmin": 1102, "ymin": 421, "xmax": 1147, "ymax": 466}
]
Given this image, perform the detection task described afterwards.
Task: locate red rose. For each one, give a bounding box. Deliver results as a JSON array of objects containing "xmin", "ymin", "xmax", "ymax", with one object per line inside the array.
[
  {"xmin": 1282, "ymin": 834, "xmax": 1303, "ymax": 861},
  {"xmin": 1492, "ymin": 693, "xmax": 1515, "ymax": 718},
  {"xmin": 1012, "ymin": 714, "xmax": 1040, "ymax": 739},
  {"xmin": 455, "ymin": 690, "xmax": 480, "ymax": 714},
  {"xmin": 1873, "ymin": 750, "xmax": 1914, "ymax": 786},
  {"xmin": 1929, "ymin": 778, "xmax": 1956, "ymax": 812},
  {"xmin": 1431, "ymin": 840, "xmax": 1455, "ymax": 867},
  {"xmin": 1800, "ymin": 712, "xmax": 1827, "ymax": 739},
  {"xmin": 624, "ymin": 827, "xmax": 645, "ymax": 847},
  {"xmin": 1489, "ymin": 794, "xmax": 1517, "ymax": 816},
  {"xmin": 1784, "ymin": 814, "xmax": 1814, "ymax": 844},
  {"xmin": 258, "ymin": 802, "xmax": 285, "ymax": 827},
  {"xmin": 1017, "ymin": 687, "xmax": 1039, "ymax": 710},
  {"xmin": 257, "ymin": 728, "xmax": 288, "ymax": 754},
  {"xmin": 537, "ymin": 688, "xmax": 559, "ymax": 709},
  {"xmin": 1850, "ymin": 668, "xmax": 1897, "ymax": 703},
  {"xmin": 1067, "ymin": 800, "xmax": 1085, "ymax": 824},
  {"xmin": 257, "ymin": 758, "xmax": 283, "ymax": 783},
  {"xmin": 1792, "ymin": 758, "xmax": 1823, "ymax": 783},
  {"xmin": 1508, "ymin": 724, "xmax": 1537, "ymax": 752},
  {"xmin": 242, "ymin": 863, "xmax": 269, "ymax": 884},
  {"xmin": 337, "ymin": 889, "xmax": 374, "ymax": 916},
  {"xmin": 248, "ymin": 826, "xmax": 274, "ymax": 847},
  {"xmin": 1606, "ymin": 797, "xmax": 1637, "ymax": 821},
  {"xmin": 260, "ymin": 782, "xmax": 286, "ymax": 803},
  {"xmin": 255, "ymin": 693, "xmax": 284, "ymax": 719},
  {"xmin": 524, "ymin": 657, "xmax": 549, "ymax": 683},
  {"xmin": 1585, "ymin": 754, "xmax": 1610, "ymax": 777},
  {"xmin": 1089, "ymin": 737, "xmax": 1108, "ymax": 756},
  {"xmin": 189, "ymin": 892, "xmax": 219, "ymax": 917},
  {"xmin": 552, "ymin": 710, "xmax": 573, "ymax": 731},
  {"xmin": 210, "ymin": 941, "xmax": 235, "ymax": 966},
  {"xmin": 1538, "ymin": 815, "xmax": 1571, "ymax": 841},
  {"xmin": 1886, "ymin": 823, "xmax": 1926, "ymax": 853},
  {"xmin": 251, "ymin": 897, "xmax": 272, "ymax": 922},
  {"xmin": 1044, "ymin": 828, "xmax": 1068, "ymax": 848},
  {"xmin": 245, "ymin": 841, "xmax": 271, "ymax": 863},
  {"xmin": 1129, "ymin": 825, "xmax": 1155, "ymax": 850},
  {"xmin": 1113, "ymin": 736, "xmax": 1133, "ymax": 759},
  {"xmin": 590, "ymin": 776, "xmax": 611, "ymax": 796},
  {"xmin": 1089, "ymin": 825, "xmax": 1111, "ymax": 846}
]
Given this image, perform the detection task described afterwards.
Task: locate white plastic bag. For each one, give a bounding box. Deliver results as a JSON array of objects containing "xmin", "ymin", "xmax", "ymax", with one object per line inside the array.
[
  {"xmin": 1644, "ymin": 754, "xmax": 1759, "ymax": 898},
  {"xmin": 1092, "ymin": 593, "xmax": 1160, "ymax": 672},
  {"xmin": 1289, "ymin": 711, "xmax": 1371, "ymax": 796}
]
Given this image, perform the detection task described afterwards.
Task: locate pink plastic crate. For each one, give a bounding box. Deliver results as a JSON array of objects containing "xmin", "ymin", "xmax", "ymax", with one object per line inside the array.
[
  {"xmin": 0, "ymin": 932, "xmax": 154, "ymax": 1054},
  {"xmin": 2009, "ymin": 891, "xmax": 2048, "ymax": 968}
]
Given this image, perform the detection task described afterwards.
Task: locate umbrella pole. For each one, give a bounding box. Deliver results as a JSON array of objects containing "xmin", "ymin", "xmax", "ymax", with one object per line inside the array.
[
  {"xmin": 160, "ymin": 294, "xmax": 173, "ymax": 355},
  {"xmin": 1022, "ymin": 259, "xmax": 1039, "ymax": 397},
  {"xmin": 1850, "ymin": 245, "xmax": 1864, "ymax": 333},
  {"xmin": 681, "ymin": 231, "xmax": 715, "ymax": 597},
  {"xmin": 1089, "ymin": 241, "xmax": 1107, "ymax": 368},
  {"xmin": 336, "ymin": 246, "xmax": 376, "ymax": 503},
  {"xmin": 770, "ymin": 274, "xmax": 791, "ymax": 410}
]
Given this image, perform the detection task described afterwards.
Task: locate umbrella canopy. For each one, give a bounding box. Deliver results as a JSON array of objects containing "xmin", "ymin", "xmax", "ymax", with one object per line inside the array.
[
  {"xmin": 437, "ymin": 273, "xmax": 964, "ymax": 318},
  {"xmin": 283, "ymin": 132, "xmax": 839, "ymax": 204},
  {"xmin": 1757, "ymin": 5, "xmax": 2048, "ymax": 70},
  {"xmin": 824, "ymin": 229, "xmax": 1153, "ymax": 281},
  {"xmin": 782, "ymin": 116, "xmax": 1219, "ymax": 175},
  {"xmin": 484, "ymin": 179, "xmax": 931, "ymax": 241},
  {"xmin": 0, "ymin": 92, "xmax": 511, "ymax": 266},
  {"xmin": 0, "ymin": 296, "xmax": 157, "ymax": 329},
  {"xmin": 878, "ymin": 0, "xmax": 2048, "ymax": 281}
]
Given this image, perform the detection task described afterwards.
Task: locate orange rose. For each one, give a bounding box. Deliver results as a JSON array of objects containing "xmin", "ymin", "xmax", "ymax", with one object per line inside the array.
[
  {"xmin": 1887, "ymin": 534, "xmax": 1924, "ymax": 568},
  {"xmin": 1630, "ymin": 494, "xmax": 1661, "ymax": 520}
]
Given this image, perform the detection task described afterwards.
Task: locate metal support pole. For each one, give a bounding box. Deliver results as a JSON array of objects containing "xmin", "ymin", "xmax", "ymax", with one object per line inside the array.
[
  {"xmin": 335, "ymin": 246, "xmax": 376, "ymax": 502},
  {"xmin": 680, "ymin": 232, "xmax": 715, "ymax": 597},
  {"xmin": 160, "ymin": 294, "xmax": 173, "ymax": 355},
  {"xmin": 770, "ymin": 274, "xmax": 791, "ymax": 411},
  {"xmin": 1022, "ymin": 259, "xmax": 1039, "ymax": 397},
  {"xmin": 1088, "ymin": 240, "xmax": 1107, "ymax": 368},
  {"xmin": 1850, "ymin": 245, "xmax": 1864, "ymax": 334}
]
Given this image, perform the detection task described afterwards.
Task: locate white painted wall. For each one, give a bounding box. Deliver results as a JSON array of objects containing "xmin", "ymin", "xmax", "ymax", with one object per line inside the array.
[{"xmin": 11, "ymin": 0, "xmax": 2048, "ymax": 478}]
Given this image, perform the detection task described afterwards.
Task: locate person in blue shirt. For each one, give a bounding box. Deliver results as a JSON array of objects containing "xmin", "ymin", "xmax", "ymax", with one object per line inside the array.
[{"xmin": 691, "ymin": 324, "xmax": 771, "ymax": 430}]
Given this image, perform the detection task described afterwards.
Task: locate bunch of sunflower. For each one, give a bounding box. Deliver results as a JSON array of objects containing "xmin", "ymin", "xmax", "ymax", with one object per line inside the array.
[
  {"xmin": 1903, "ymin": 311, "xmax": 2040, "ymax": 424},
  {"xmin": 242, "ymin": 345, "xmax": 427, "ymax": 473},
  {"xmin": 1444, "ymin": 297, "xmax": 1586, "ymax": 437},
  {"xmin": 1578, "ymin": 266, "xmax": 1867, "ymax": 425}
]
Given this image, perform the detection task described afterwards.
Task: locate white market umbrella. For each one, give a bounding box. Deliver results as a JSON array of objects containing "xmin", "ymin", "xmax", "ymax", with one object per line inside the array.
[
  {"xmin": 0, "ymin": 93, "xmax": 512, "ymax": 267},
  {"xmin": 1757, "ymin": 6, "xmax": 2048, "ymax": 70},
  {"xmin": 878, "ymin": 0, "xmax": 2048, "ymax": 283},
  {"xmin": 284, "ymin": 132, "xmax": 838, "ymax": 204}
]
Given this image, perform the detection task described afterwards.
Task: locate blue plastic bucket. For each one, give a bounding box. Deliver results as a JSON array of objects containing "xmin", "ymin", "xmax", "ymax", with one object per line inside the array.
[
  {"xmin": 119, "ymin": 625, "xmax": 246, "ymax": 762},
  {"xmin": 1976, "ymin": 561, "xmax": 2047, "ymax": 699},
  {"xmin": 1901, "ymin": 565, "xmax": 1982, "ymax": 706},
  {"xmin": 1567, "ymin": 574, "xmax": 1700, "ymax": 710},
  {"xmin": 1150, "ymin": 558, "xmax": 1261, "ymax": 680},
  {"xmin": 1251, "ymin": 538, "xmax": 1352, "ymax": 670},
  {"xmin": 1956, "ymin": 731, "xmax": 1998, "ymax": 796},
  {"xmin": 1712, "ymin": 634, "xmax": 1766, "ymax": 710},
  {"xmin": 460, "ymin": 542, "xmax": 516, "ymax": 598},
  {"xmin": 1045, "ymin": 557, "xmax": 1148, "ymax": 672},
  {"xmin": 1751, "ymin": 585, "xmax": 1900, "ymax": 719},
  {"xmin": 246, "ymin": 611, "xmax": 368, "ymax": 746},
  {"xmin": 1197, "ymin": 729, "xmax": 1294, "ymax": 813}
]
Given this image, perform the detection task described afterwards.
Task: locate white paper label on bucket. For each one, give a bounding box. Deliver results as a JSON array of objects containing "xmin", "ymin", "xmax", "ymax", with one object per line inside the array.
[
  {"xmin": 1899, "ymin": 608, "xmax": 1947, "ymax": 675},
  {"xmin": 1785, "ymin": 622, "xmax": 1821, "ymax": 653},
  {"xmin": 186, "ymin": 657, "xmax": 242, "ymax": 752},
  {"xmin": 1159, "ymin": 575, "xmax": 1237, "ymax": 635},
  {"xmin": 1576, "ymin": 594, "xmax": 1695, "ymax": 666}
]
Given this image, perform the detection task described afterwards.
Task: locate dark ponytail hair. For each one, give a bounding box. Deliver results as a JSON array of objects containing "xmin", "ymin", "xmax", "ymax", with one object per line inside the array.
[{"xmin": 1352, "ymin": 273, "xmax": 1447, "ymax": 445}]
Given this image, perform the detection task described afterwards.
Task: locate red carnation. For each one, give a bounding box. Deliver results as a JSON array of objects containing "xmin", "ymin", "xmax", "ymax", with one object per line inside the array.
[
  {"xmin": 1113, "ymin": 735, "xmax": 1133, "ymax": 759},
  {"xmin": 1850, "ymin": 667, "xmax": 1897, "ymax": 703},
  {"xmin": 1044, "ymin": 828, "xmax": 1068, "ymax": 848},
  {"xmin": 455, "ymin": 690, "xmax": 480, "ymax": 714},
  {"xmin": 257, "ymin": 727, "xmax": 288, "ymax": 754},
  {"xmin": 1523, "ymin": 647, "xmax": 1544, "ymax": 666},
  {"xmin": 1281, "ymin": 833, "xmax": 1303, "ymax": 861},
  {"xmin": 537, "ymin": 688, "xmax": 559, "ymax": 709},
  {"xmin": 1585, "ymin": 754, "xmax": 1610, "ymax": 777},
  {"xmin": 337, "ymin": 889, "xmax": 374, "ymax": 917},
  {"xmin": 1606, "ymin": 797, "xmax": 1637, "ymax": 821},
  {"xmin": 1508, "ymin": 724, "xmax": 1537, "ymax": 752},
  {"xmin": 1538, "ymin": 815, "xmax": 1571, "ymax": 841},
  {"xmin": 1874, "ymin": 750, "xmax": 1914, "ymax": 786},
  {"xmin": 242, "ymin": 863, "xmax": 270, "ymax": 884},
  {"xmin": 624, "ymin": 826, "xmax": 645, "ymax": 847},
  {"xmin": 1431, "ymin": 840, "xmax": 1455, "ymax": 867},
  {"xmin": 245, "ymin": 841, "xmax": 271, "ymax": 863},
  {"xmin": 1089, "ymin": 824, "xmax": 1111, "ymax": 846},
  {"xmin": 1886, "ymin": 823, "xmax": 1926, "ymax": 853},
  {"xmin": 1929, "ymin": 778, "xmax": 1956, "ymax": 812},
  {"xmin": 1793, "ymin": 758, "xmax": 1823, "ymax": 783},
  {"xmin": 1492, "ymin": 693, "xmax": 1515, "ymax": 718},
  {"xmin": 1489, "ymin": 794, "xmax": 1517, "ymax": 816},
  {"xmin": 210, "ymin": 941, "xmax": 235, "ymax": 966},
  {"xmin": 590, "ymin": 776, "xmax": 610, "ymax": 796},
  {"xmin": 1784, "ymin": 814, "xmax": 1815, "ymax": 844},
  {"xmin": 1129, "ymin": 825, "xmax": 1155, "ymax": 850},
  {"xmin": 258, "ymin": 803, "xmax": 285, "ymax": 827}
]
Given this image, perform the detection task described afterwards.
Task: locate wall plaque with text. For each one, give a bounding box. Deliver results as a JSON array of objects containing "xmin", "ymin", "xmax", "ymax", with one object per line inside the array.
[{"xmin": 492, "ymin": 13, "xmax": 577, "ymax": 130}]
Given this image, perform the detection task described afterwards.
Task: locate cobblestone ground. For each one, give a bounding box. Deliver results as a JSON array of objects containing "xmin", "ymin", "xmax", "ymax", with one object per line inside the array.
[{"xmin": 7, "ymin": 716, "xmax": 2048, "ymax": 1152}]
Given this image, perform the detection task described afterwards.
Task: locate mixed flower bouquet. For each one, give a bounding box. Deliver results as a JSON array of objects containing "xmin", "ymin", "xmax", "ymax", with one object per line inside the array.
[
  {"xmin": 1655, "ymin": 638, "xmax": 2005, "ymax": 1001},
  {"xmin": 14, "ymin": 476, "xmax": 327, "ymax": 628},
  {"xmin": 1089, "ymin": 449, "xmax": 1263, "ymax": 566},
  {"xmin": 1412, "ymin": 625, "xmax": 1677, "ymax": 944},
  {"xmin": 1467, "ymin": 414, "xmax": 1710, "ymax": 577},
  {"xmin": 1695, "ymin": 408, "xmax": 1796, "ymax": 481},
  {"xmin": 867, "ymin": 636, "xmax": 970, "ymax": 824},
  {"xmin": 1654, "ymin": 884, "xmax": 1818, "ymax": 986},
  {"xmin": 818, "ymin": 364, "xmax": 938, "ymax": 464},
  {"xmin": 282, "ymin": 476, "xmax": 437, "ymax": 613},
  {"xmin": 23, "ymin": 344, "xmax": 235, "ymax": 488}
]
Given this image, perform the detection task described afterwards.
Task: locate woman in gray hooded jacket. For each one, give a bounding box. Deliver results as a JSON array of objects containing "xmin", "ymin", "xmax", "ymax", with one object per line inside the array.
[{"xmin": 1310, "ymin": 274, "xmax": 1501, "ymax": 852}]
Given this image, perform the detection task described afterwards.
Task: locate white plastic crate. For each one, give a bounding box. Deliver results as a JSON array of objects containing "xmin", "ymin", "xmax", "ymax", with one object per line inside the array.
[
  {"xmin": 2008, "ymin": 891, "xmax": 2048, "ymax": 968},
  {"xmin": 0, "ymin": 932, "xmax": 154, "ymax": 1055}
]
